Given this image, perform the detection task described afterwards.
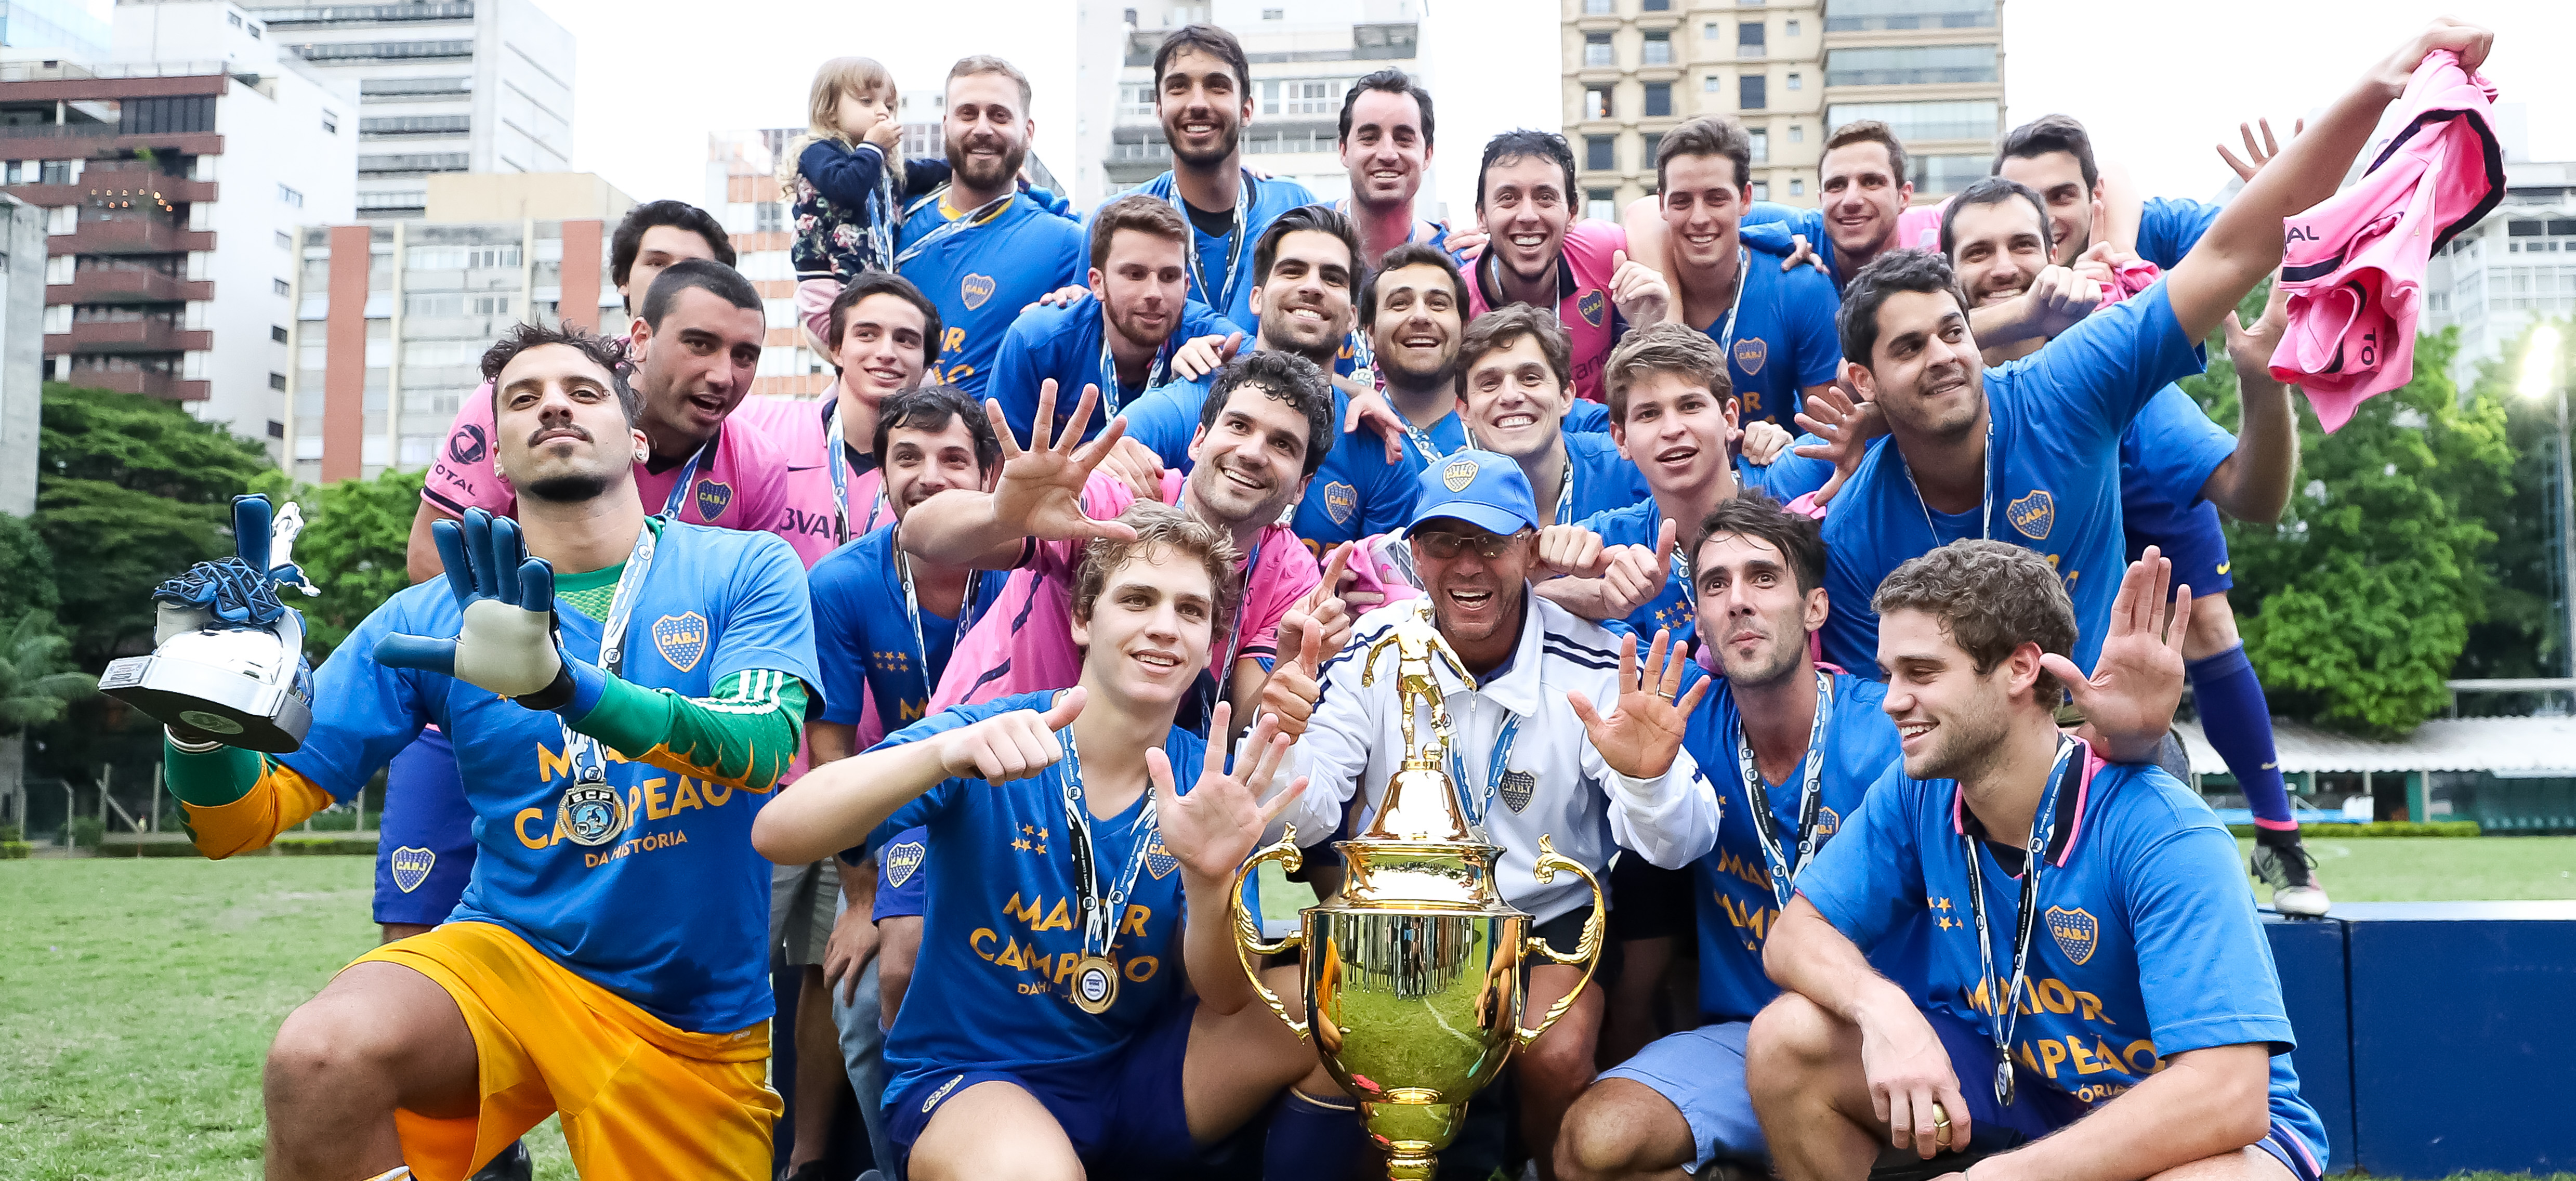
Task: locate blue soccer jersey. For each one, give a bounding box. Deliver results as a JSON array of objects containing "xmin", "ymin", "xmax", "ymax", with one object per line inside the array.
[
  {"xmin": 898, "ymin": 192, "xmax": 1087, "ymax": 398},
  {"xmin": 986, "ymin": 294, "xmax": 1239, "ymax": 445},
  {"xmin": 1816, "ymin": 281, "xmax": 2203, "ymax": 675},
  {"xmin": 1691, "ymin": 251, "xmax": 1844, "ymax": 430},
  {"xmin": 279, "ymin": 522, "xmax": 820, "ymax": 1033},
  {"xmin": 1680, "ymin": 665, "xmax": 1905, "ymax": 1022},
  {"xmin": 872, "ymin": 824, "xmax": 930, "ymax": 922},
  {"xmin": 809, "ymin": 523, "xmax": 1014, "ymax": 739},
  {"xmin": 863, "ymin": 693, "xmax": 1202, "ymax": 1104},
  {"xmin": 1795, "ymin": 754, "xmax": 2327, "ymax": 1166},
  {"xmin": 2135, "ymin": 197, "xmax": 2224, "ymax": 271},
  {"xmin": 1116, "ymin": 373, "xmax": 1417, "ymax": 555},
  {"xmin": 1114, "ymin": 170, "xmax": 1320, "ymax": 334}
]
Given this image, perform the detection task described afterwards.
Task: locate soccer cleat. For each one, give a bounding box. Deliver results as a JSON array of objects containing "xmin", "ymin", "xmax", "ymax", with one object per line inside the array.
[
  {"xmin": 2252, "ymin": 838, "xmax": 2331, "ymax": 918},
  {"xmin": 469, "ymin": 1140, "xmax": 531, "ymax": 1181}
]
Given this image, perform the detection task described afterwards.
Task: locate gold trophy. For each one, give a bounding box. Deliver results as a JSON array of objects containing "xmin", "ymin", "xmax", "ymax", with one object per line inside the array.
[{"xmin": 1230, "ymin": 601, "xmax": 1606, "ymax": 1179}]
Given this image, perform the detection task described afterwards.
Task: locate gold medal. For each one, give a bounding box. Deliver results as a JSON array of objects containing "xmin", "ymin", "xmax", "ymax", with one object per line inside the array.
[{"xmin": 1070, "ymin": 953, "xmax": 1120, "ymax": 1015}]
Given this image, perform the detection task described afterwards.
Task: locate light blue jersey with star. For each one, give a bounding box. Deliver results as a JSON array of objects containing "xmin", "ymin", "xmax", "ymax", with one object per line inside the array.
[
  {"xmin": 1816, "ymin": 281, "xmax": 2203, "ymax": 674},
  {"xmin": 279, "ymin": 522, "xmax": 819, "ymax": 1033},
  {"xmin": 1797, "ymin": 754, "xmax": 2327, "ymax": 1167},
  {"xmin": 898, "ymin": 192, "xmax": 1087, "ymax": 398},
  {"xmin": 863, "ymin": 693, "xmax": 1201, "ymax": 1103}
]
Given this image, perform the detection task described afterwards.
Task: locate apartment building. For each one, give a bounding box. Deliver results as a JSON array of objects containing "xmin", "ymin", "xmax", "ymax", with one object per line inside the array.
[
  {"xmin": 1564, "ymin": 0, "xmax": 2002, "ymax": 216},
  {"xmin": 1076, "ymin": 0, "xmax": 1432, "ymax": 211},
  {"xmin": 1, "ymin": 1, "xmax": 356, "ymax": 458},
  {"xmin": 239, "ymin": 0, "xmax": 574, "ymax": 220},
  {"xmin": 2, "ymin": 192, "xmax": 41, "ymax": 515},
  {"xmin": 1, "ymin": 0, "xmax": 110, "ymax": 60},
  {"xmin": 2425, "ymin": 160, "xmax": 2576, "ymax": 387}
]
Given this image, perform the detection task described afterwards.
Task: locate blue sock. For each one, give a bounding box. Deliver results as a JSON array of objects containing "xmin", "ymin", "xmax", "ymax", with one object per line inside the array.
[
  {"xmin": 2187, "ymin": 643, "xmax": 2297, "ymax": 837},
  {"xmin": 1264, "ymin": 1088, "xmax": 1368, "ymax": 1179}
]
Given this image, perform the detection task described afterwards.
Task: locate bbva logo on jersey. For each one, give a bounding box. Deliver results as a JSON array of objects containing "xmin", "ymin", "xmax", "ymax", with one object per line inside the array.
[
  {"xmin": 2045, "ymin": 905, "xmax": 2098, "ymax": 965},
  {"xmin": 2007, "ymin": 490, "xmax": 2055, "ymax": 541},
  {"xmin": 653, "ymin": 612, "xmax": 709, "ymax": 673}
]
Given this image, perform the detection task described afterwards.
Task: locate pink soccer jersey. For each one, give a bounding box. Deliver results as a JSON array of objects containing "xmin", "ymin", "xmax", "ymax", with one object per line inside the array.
[
  {"xmin": 928, "ymin": 470, "xmax": 1322, "ymax": 711},
  {"xmin": 421, "ymin": 380, "xmax": 792, "ymax": 533},
  {"xmin": 1467, "ymin": 219, "xmax": 1628, "ymax": 404},
  {"xmin": 728, "ymin": 393, "xmax": 890, "ymax": 567}
]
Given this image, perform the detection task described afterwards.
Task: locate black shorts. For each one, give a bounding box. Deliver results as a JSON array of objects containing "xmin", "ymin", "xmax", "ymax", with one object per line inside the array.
[{"xmin": 1607, "ymin": 855, "xmax": 1696, "ymax": 942}]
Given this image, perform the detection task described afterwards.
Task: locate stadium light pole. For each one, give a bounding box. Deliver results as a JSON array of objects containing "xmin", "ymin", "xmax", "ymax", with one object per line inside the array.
[{"xmin": 2520, "ymin": 324, "xmax": 2573, "ymax": 680}]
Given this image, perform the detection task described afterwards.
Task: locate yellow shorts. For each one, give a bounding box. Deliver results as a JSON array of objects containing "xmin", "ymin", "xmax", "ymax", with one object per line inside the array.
[{"xmin": 349, "ymin": 921, "xmax": 781, "ymax": 1181}]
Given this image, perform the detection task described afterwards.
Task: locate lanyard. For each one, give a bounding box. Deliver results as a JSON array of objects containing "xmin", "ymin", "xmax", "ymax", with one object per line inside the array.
[
  {"xmin": 1959, "ymin": 735, "xmax": 2082, "ymax": 1108},
  {"xmin": 892, "ymin": 184, "xmax": 1015, "ymax": 269},
  {"xmin": 660, "ymin": 438, "xmax": 713, "ymax": 521},
  {"xmin": 1058, "ymin": 723, "xmax": 1161, "ymax": 958},
  {"xmin": 1096, "ymin": 313, "xmax": 1169, "ymax": 416},
  {"xmin": 1553, "ymin": 456, "xmax": 1574, "ymax": 526},
  {"xmin": 1401, "ymin": 414, "xmax": 1453, "ymax": 468},
  {"xmin": 824, "ymin": 402, "xmax": 862, "ymax": 545},
  {"xmin": 560, "ymin": 522, "xmax": 659, "ymax": 790},
  {"xmin": 1901, "ymin": 418, "xmax": 1995, "ymax": 543},
  {"xmin": 1736, "ymin": 671, "xmax": 1834, "ymax": 910},
  {"xmin": 892, "ymin": 532, "xmax": 983, "ymax": 708},
  {"xmin": 1714, "ymin": 247, "xmax": 1750, "ymax": 356},
  {"xmin": 1164, "ymin": 172, "xmax": 1250, "ymax": 314},
  {"xmin": 1445, "ymin": 702, "xmax": 1523, "ymax": 832}
]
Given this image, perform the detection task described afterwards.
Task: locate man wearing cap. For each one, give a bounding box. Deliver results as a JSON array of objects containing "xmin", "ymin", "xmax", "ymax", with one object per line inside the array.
[{"xmin": 1252, "ymin": 450, "xmax": 1719, "ymax": 1181}]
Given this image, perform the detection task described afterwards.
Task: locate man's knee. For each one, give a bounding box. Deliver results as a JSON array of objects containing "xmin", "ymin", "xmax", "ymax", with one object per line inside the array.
[
  {"xmin": 1518, "ymin": 1023, "xmax": 1598, "ymax": 1095},
  {"xmin": 1746, "ymin": 992, "xmax": 1842, "ymax": 1082},
  {"xmin": 1557, "ymin": 1080, "xmax": 1686, "ymax": 1180},
  {"xmin": 267, "ymin": 993, "xmax": 408, "ymax": 1094}
]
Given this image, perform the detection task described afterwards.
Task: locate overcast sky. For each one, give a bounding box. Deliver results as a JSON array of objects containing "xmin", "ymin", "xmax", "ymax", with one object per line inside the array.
[{"xmin": 132, "ymin": 0, "xmax": 2576, "ymax": 214}]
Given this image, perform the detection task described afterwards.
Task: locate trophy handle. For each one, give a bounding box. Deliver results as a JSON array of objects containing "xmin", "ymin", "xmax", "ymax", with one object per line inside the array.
[
  {"xmin": 1515, "ymin": 835, "xmax": 1608, "ymax": 1049},
  {"xmin": 1229, "ymin": 828, "xmax": 1310, "ymax": 1041}
]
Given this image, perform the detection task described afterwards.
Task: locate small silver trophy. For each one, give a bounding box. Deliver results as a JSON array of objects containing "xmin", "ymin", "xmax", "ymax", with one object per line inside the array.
[{"xmin": 98, "ymin": 495, "xmax": 320, "ymax": 753}]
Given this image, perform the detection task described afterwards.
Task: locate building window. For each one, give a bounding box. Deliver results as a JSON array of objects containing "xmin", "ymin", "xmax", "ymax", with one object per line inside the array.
[
  {"xmin": 1587, "ymin": 189, "xmax": 1618, "ymax": 221},
  {"xmin": 322, "ymin": 112, "xmax": 339, "ymax": 134},
  {"xmin": 278, "ymin": 183, "xmax": 304, "ymax": 207},
  {"xmin": 1585, "ymin": 86, "xmax": 1613, "ymax": 120},
  {"xmin": 756, "ymin": 202, "xmax": 785, "ymax": 234},
  {"xmin": 228, "ymin": 10, "xmax": 241, "ymax": 24},
  {"xmin": 1789, "ymin": 124, "xmax": 1804, "ymax": 143},
  {"xmin": 1641, "ymin": 31, "xmax": 1672, "ymax": 65},
  {"xmin": 1263, "ymin": 7, "xmax": 1282, "ymax": 17},
  {"xmin": 287, "ymin": 40, "xmax": 475, "ymax": 61},
  {"xmin": 1824, "ymin": 44, "xmax": 1999, "ymax": 87},
  {"xmin": 1585, "ymin": 0, "xmax": 1614, "ymax": 12},
  {"xmin": 272, "ymin": 324, "xmax": 290, "ymax": 343},
  {"xmin": 1909, "ymin": 154, "xmax": 1990, "ymax": 196},
  {"xmin": 1823, "ymin": 0, "xmax": 1994, "ymax": 33},
  {"xmin": 1826, "ymin": 100, "xmax": 1999, "ymax": 145},
  {"xmin": 120, "ymin": 96, "xmax": 215, "ymax": 135},
  {"xmin": 1641, "ymin": 132, "xmax": 1664, "ymax": 170},
  {"xmin": 269, "ymin": 372, "xmax": 287, "ymax": 391},
  {"xmin": 1787, "ymin": 72, "xmax": 1803, "ymax": 90},
  {"xmin": 1740, "ymin": 75, "xmax": 1767, "ymax": 110},
  {"xmin": 1790, "ymin": 178, "xmax": 1805, "ymax": 196},
  {"xmin": 40, "ymin": 161, "xmax": 70, "ymax": 186},
  {"xmin": 1786, "ymin": 18, "xmax": 1802, "ymax": 36},
  {"xmin": 1703, "ymin": 21, "xmax": 1718, "ymax": 38},
  {"xmin": 1749, "ymin": 130, "xmax": 1768, "ymax": 163},
  {"xmin": 1738, "ymin": 21, "xmax": 1766, "ymax": 54},
  {"xmin": 1260, "ymin": 79, "xmax": 1343, "ymax": 116},
  {"xmin": 275, "ymin": 230, "xmax": 292, "ymax": 250},
  {"xmin": 1585, "ymin": 135, "xmax": 1616, "ymax": 172},
  {"xmin": 1642, "ymin": 0, "xmax": 1670, "ymax": 9},
  {"xmin": 1584, "ymin": 32, "xmax": 1614, "ymax": 68},
  {"xmin": 1704, "ymin": 75, "xmax": 1722, "ymax": 91},
  {"xmin": 247, "ymin": 21, "xmax": 260, "ymax": 37},
  {"xmin": 1119, "ymin": 84, "xmax": 1155, "ymax": 116},
  {"xmin": 1643, "ymin": 82, "xmax": 1672, "ymax": 119},
  {"xmin": 273, "ymin": 278, "xmax": 291, "ymax": 296}
]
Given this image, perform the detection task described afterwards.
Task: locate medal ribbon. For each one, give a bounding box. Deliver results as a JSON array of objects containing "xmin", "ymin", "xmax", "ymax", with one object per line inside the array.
[
  {"xmin": 1445, "ymin": 703, "xmax": 1523, "ymax": 832},
  {"xmin": 1161, "ymin": 171, "xmax": 1251, "ymax": 315},
  {"xmin": 1736, "ymin": 670, "xmax": 1835, "ymax": 911},
  {"xmin": 1058, "ymin": 723, "xmax": 1162, "ymax": 963},
  {"xmin": 891, "ymin": 523, "xmax": 984, "ymax": 715},
  {"xmin": 660, "ymin": 437, "xmax": 713, "ymax": 522},
  {"xmin": 559, "ymin": 521, "xmax": 660, "ymax": 789},
  {"xmin": 1958, "ymin": 735, "xmax": 2082, "ymax": 1107},
  {"xmin": 1096, "ymin": 311, "xmax": 1170, "ymax": 416},
  {"xmin": 1901, "ymin": 418, "xmax": 1995, "ymax": 544},
  {"xmin": 891, "ymin": 183, "xmax": 1016, "ymax": 269}
]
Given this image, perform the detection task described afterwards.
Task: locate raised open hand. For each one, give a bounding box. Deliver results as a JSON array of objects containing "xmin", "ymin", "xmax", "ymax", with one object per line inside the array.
[
  {"xmin": 376, "ymin": 508, "xmax": 563, "ymax": 699},
  {"xmin": 2044, "ymin": 547, "xmax": 2189, "ymax": 764},
  {"xmin": 1566, "ymin": 629, "xmax": 1710, "ymax": 780},
  {"xmin": 987, "ymin": 379, "xmax": 1139, "ymax": 545},
  {"xmin": 2215, "ymin": 116, "xmax": 2304, "ymax": 183},
  {"xmin": 1152, "ymin": 702, "xmax": 1309, "ymax": 883}
]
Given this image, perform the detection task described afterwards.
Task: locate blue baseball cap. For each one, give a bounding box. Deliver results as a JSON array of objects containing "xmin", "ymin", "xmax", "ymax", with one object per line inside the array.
[{"xmin": 1409, "ymin": 450, "xmax": 1541, "ymax": 537}]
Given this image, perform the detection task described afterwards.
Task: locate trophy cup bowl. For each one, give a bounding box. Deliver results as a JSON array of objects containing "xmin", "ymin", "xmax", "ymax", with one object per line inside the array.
[{"xmin": 1229, "ymin": 605, "xmax": 1607, "ymax": 1179}]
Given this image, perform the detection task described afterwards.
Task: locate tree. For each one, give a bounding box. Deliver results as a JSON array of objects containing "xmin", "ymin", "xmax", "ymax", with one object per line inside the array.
[
  {"xmin": 0, "ymin": 611, "xmax": 93, "ymax": 734},
  {"xmin": 0, "ymin": 512, "xmax": 57, "ymax": 624},
  {"xmin": 2191, "ymin": 327, "xmax": 2516, "ymax": 736},
  {"xmin": 34, "ymin": 384, "xmax": 271, "ymax": 666},
  {"xmin": 252, "ymin": 466, "xmax": 427, "ymax": 659},
  {"xmin": 2451, "ymin": 318, "xmax": 2572, "ymax": 714}
]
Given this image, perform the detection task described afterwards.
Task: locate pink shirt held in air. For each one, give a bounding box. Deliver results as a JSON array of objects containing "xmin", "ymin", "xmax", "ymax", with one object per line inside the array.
[
  {"xmin": 422, "ymin": 379, "xmax": 792, "ymax": 532},
  {"xmin": 1466, "ymin": 219, "xmax": 1628, "ymax": 405},
  {"xmin": 726, "ymin": 395, "xmax": 891, "ymax": 567},
  {"xmin": 2270, "ymin": 49, "xmax": 2504, "ymax": 431},
  {"xmin": 928, "ymin": 469, "xmax": 1322, "ymax": 712}
]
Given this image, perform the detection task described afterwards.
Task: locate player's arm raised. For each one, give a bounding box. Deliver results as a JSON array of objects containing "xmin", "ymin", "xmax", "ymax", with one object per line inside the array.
[
  {"xmin": 755, "ymin": 688, "xmax": 1088, "ymax": 866},
  {"xmin": 1155, "ymin": 702, "xmax": 1308, "ymax": 1015},
  {"xmin": 2200, "ymin": 278, "xmax": 2298, "ymax": 524},
  {"xmin": 1568, "ymin": 627, "xmax": 1716, "ymax": 868},
  {"xmin": 900, "ymin": 378, "xmax": 1140, "ymax": 570}
]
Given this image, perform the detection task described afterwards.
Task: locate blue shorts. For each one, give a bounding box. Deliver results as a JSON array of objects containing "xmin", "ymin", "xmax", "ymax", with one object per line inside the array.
[
  {"xmin": 886, "ymin": 995, "xmax": 1198, "ymax": 1174},
  {"xmin": 1923, "ymin": 1009, "xmax": 2320, "ymax": 1181},
  {"xmin": 2124, "ymin": 497, "xmax": 2233, "ymax": 596},
  {"xmin": 1599, "ymin": 1020, "xmax": 1767, "ymax": 1171},
  {"xmin": 372, "ymin": 728, "xmax": 475, "ymax": 926}
]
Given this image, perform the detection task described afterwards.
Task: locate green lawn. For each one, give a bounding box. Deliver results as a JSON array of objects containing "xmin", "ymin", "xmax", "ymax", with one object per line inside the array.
[{"xmin": 4, "ymin": 845, "xmax": 2572, "ymax": 1178}]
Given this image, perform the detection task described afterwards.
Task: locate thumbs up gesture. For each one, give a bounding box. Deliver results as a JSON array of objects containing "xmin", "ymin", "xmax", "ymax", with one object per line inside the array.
[
  {"xmin": 932, "ymin": 685, "xmax": 1088, "ymax": 784},
  {"xmin": 1257, "ymin": 612, "xmax": 1329, "ymax": 739},
  {"xmin": 1599, "ymin": 517, "xmax": 1680, "ymax": 618},
  {"xmin": 1609, "ymin": 248, "xmax": 1672, "ymax": 330}
]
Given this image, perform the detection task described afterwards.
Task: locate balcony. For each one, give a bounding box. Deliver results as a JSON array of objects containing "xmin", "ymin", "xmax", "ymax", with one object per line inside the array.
[
  {"xmin": 49, "ymin": 319, "xmax": 209, "ymax": 355},
  {"xmin": 75, "ymin": 215, "xmax": 211, "ymax": 254},
  {"xmin": 60, "ymin": 368, "xmax": 208, "ymax": 400},
  {"xmin": 61, "ymin": 266, "xmax": 209, "ymax": 304}
]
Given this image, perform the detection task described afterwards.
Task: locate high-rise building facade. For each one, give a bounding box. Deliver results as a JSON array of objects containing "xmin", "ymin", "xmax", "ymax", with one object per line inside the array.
[
  {"xmin": 1563, "ymin": 0, "xmax": 2001, "ymax": 218},
  {"xmin": 2424, "ymin": 160, "xmax": 2576, "ymax": 386},
  {"xmin": 239, "ymin": 0, "xmax": 574, "ymax": 221},
  {"xmin": 1, "ymin": 0, "xmax": 110, "ymax": 60},
  {"xmin": 1076, "ymin": 0, "xmax": 1432, "ymax": 212},
  {"xmin": 1, "ymin": 192, "xmax": 42, "ymax": 516},
  {"xmin": 2, "ymin": 1, "xmax": 356, "ymax": 458}
]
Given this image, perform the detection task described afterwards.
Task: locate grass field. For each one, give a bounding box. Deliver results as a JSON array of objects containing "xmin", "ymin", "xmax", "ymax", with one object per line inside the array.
[{"xmin": 5, "ymin": 843, "xmax": 2572, "ymax": 1179}]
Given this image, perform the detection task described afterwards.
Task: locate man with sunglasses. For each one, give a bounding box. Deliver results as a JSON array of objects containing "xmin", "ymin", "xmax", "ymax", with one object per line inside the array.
[{"xmin": 1253, "ymin": 450, "xmax": 1719, "ymax": 1181}]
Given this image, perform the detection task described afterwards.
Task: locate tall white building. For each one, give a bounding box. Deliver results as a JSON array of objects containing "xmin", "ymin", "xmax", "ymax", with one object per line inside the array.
[
  {"xmin": 3, "ymin": 0, "xmax": 356, "ymax": 457},
  {"xmin": 1076, "ymin": 0, "xmax": 1432, "ymax": 213},
  {"xmin": 234, "ymin": 0, "xmax": 573, "ymax": 221},
  {"xmin": 2424, "ymin": 160, "xmax": 2576, "ymax": 386},
  {"xmin": 1, "ymin": 0, "xmax": 110, "ymax": 60}
]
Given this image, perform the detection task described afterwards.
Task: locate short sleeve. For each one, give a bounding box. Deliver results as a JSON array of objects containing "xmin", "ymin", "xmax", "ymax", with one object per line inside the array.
[
  {"xmin": 2124, "ymin": 385, "xmax": 2236, "ymax": 503},
  {"xmin": 422, "ymin": 383, "xmax": 515, "ymax": 518},
  {"xmin": 1565, "ymin": 399, "xmax": 1613, "ymax": 435},
  {"xmin": 1744, "ymin": 438, "xmax": 1835, "ymax": 502},
  {"xmin": 870, "ymin": 825, "xmax": 931, "ymax": 919},
  {"xmin": 2135, "ymin": 198, "xmax": 2224, "ymax": 271},
  {"xmin": 987, "ymin": 309, "xmax": 1056, "ymax": 447},
  {"xmin": 2014, "ymin": 280, "xmax": 2204, "ymax": 440},
  {"xmin": 275, "ymin": 599, "xmax": 432, "ymax": 798},
  {"xmin": 2124, "ymin": 813, "xmax": 2299, "ymax": 1056},
  {"xmin": 709, "ymin": 533, "xmax": 823, "ymax": 711},
  {"xmin": 1116, "ymin": 379, "xmax": 1208, "ymax": 469},
  {"xmin": 1794, "ymin": 763, "xmax": 1929, "ymax": 952},
  {"xmin": 807, "ymin": 549, "xmax": 875, "ymax": 726}
]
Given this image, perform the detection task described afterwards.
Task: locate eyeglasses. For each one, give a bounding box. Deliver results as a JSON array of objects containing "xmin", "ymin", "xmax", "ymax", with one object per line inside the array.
[{"xmin": 1411, "ymin": 529, "xmax": 1527, "ymax": 560}]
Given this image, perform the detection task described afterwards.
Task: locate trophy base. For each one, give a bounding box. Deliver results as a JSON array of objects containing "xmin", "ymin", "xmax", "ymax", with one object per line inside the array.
[{"xmin": 100, "ymin": 652, "xmax": 312, "ymax": 754}]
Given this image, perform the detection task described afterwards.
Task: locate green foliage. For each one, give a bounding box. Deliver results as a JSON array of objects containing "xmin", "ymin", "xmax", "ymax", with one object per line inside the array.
[
  {"xmin": 0, "ymin": 513, "xmax": 58, "ymax": 623},
  {"xmin": 2226, "ymin": 820, "xmax": 2481, "ymax": 839},
  {"xmin": 2190, "ymin": 327, "xmax": 2515, "ymax": 737},
  {"xmin": 34, "ymin": 385, "xmax": 271, "ymax": 667},
  {"xmin": 253, "ymin": 467, "xmax": 427, "ymax": 659},
  {"xmin": 0, "ymin": 612, "xmax": 94, "ymax": 736},
  {"xmin": 2451, "ymin": 318, "xmax": 2572, "ymax": 712},
  {"xmin": 64, "ymin": 815, "xmax": 103, "ymax": 849}
]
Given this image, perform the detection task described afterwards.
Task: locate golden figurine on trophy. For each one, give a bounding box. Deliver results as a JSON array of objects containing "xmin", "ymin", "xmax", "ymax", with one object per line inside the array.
[{"xmin": 1229, "ymin": 601, "xmax": 1606, "ymax": 1180}]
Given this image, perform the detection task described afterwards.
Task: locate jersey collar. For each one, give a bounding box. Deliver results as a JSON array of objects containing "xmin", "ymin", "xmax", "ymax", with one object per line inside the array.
[
  {"xmin": 1475, "ymin": 241, "xmax": 1581, "ymax": 312},
  {"xmin": 1455, "ymin": 588, "xmax": 1548, "ymax": 718},
  {"xmin": 1947, "ymin": 742, "xmax": 2096, "ymax": 872}
]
